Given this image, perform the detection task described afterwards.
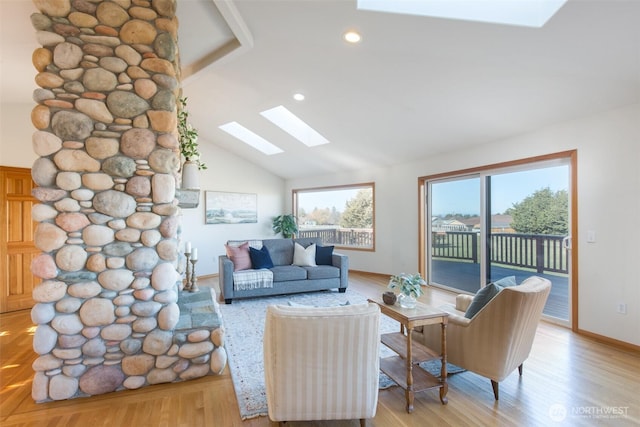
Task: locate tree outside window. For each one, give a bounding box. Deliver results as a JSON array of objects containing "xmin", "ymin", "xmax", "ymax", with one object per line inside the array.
[{"xmin": 293, "ymin": 183, "xmax": 375, "ymax": 250}]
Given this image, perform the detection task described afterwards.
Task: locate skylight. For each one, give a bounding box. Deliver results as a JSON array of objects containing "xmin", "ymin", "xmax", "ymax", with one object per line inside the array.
[
  {"xmin": 219, "ymin": 122, "xmax": 283, "ymax": 155},
  {"xmin": 260, "ymin": 106, "xmax": 330, "ymax": 147},
  {"xmin": 357, "ymin": 0, "xmax": 567, "ymax": 28}
]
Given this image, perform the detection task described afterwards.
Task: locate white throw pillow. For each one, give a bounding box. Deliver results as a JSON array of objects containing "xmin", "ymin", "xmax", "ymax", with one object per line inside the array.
[{"xmin": 292, "ymin": 242, "xmax": 317, "ymax": 266}]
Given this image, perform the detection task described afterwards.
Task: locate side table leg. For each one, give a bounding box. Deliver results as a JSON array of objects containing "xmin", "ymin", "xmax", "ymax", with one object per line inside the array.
[
  {"xmin": 439, "ymin": 321, "xmax": 448, "ymax": 404},
  {"xmin": 406, "ymin": 327, "xmax": 414, "ymax": 413}
]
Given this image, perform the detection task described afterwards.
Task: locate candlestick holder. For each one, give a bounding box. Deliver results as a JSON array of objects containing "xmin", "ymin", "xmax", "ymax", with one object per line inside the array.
[
  {"xmin": 189, "ymin": 258, "xmax": 199, "ymax": 292},
  {"xmin": 184, "ymin": 251, "xmax": 192, "ymax": 291}
]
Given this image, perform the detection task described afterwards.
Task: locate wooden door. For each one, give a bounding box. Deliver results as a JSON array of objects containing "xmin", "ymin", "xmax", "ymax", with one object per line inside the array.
[{"xmin": 0, "ymin": 166, "xmax": 40, "ymax": 313}]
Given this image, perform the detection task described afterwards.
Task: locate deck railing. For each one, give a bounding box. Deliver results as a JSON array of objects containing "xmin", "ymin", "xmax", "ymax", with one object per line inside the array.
[
  {"xmin": 298, "ymin": 228, "xmax": 568, "ymax": 274},
  {"xmin": 432, "ymin": 231, "xmax": 569, "ymax": 274},
  {"xmin": 298, "ymin": 228, "xmax": 374, "ymax": 248}
]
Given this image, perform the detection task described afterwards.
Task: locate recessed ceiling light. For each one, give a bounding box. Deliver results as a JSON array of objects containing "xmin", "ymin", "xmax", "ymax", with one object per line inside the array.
[
  {"xmin": 343, "ymin": 31, "xmax": 361, "ymax": 43},
  {"xmin": 357, "ymin": 0, "xmax": 567, "ymax": 28},
  {"xmin": 293, "ymin": 93, "xmax": 305, "ymax": 101},
  {"xmin": 219, "ymin": 121, "xmax": 283, "ymax": 155},
  {"xmin": 261, "ymin": 106, "xmax": 330, "ymax": 147}
]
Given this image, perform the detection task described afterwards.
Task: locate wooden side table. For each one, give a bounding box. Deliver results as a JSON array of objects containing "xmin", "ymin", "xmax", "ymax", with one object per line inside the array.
[{"xmin": 368, "ymin": 297, "xmax": 448, "ymax": 413}]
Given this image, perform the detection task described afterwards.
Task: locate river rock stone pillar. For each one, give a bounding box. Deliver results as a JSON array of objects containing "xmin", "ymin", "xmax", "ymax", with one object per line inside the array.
[{"xmin": 28, "ymin": 0, "xmax": 226, "ymax": 402}]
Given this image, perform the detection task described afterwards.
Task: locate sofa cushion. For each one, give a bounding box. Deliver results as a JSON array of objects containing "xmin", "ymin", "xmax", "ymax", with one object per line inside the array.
[
  {"xmin": 249, "ymin": 246, "xmax": 274, "ymax": 269},
  {"xmin": 464, "ymin": 283, "xmax": 502, "ymax": 319},
  {"xmin": 305, "ymin": 265, "xmax": 340, "ymax": 280},
  {"xmin": 293, "ymin": 242, "xmax": 317, "ymax": 266},
  {"xmin": 263, "ymin": 239, "xmax": 294, "ymax": 266},
  {"xmin": 315, "ymin": 245, "xmax": 334, "ymax": 265},
  {"xmin": 225, "ymin": 242, "xmax": 252, "ymax": 271},
  {"xmin": 270, "ymin": 265, "xmax": 307, "ymax": 282}
]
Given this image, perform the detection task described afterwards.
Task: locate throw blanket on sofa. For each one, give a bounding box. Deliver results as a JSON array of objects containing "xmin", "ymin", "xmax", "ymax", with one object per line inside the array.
[{"xmin": 233, "ymin": 269, "xmax": 274, "ymax": 291}]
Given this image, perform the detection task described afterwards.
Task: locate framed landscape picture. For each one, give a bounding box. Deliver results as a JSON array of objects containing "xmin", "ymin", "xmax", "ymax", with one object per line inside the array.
[{"xmin": 205, "ymin": 191, "xmax": 258, "ymax": 224}]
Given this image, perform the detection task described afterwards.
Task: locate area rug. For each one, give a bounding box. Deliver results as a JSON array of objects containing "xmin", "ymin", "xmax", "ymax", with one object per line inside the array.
[{"xmin": 218, "ymin": 289, "xmax": 463, "ymax": 420}]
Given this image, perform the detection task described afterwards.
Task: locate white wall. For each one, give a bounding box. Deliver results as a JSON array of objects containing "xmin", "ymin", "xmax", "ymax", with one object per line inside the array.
[
  {"xmin": 286, "ymin": 103, "xmax": 640, "ymax": 346},
  {"xmin": 0, "ymin": 103, "xmax": 37, "ymax": 168},
  {"xmin": 179, "ymin": 138, "xmax": 285, "ymax": 276}
]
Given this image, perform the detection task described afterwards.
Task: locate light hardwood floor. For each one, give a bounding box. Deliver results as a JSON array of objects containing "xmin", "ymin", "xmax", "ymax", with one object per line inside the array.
[{"xmin": 1, "ymin": 272, "xmax": 638, "ymax": 426}]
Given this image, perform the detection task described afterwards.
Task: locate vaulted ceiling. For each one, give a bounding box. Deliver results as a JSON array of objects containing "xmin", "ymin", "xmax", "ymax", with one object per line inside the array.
[{"xmin": 3, "ymin": 0, "xmax": 639, "ymax": 179}]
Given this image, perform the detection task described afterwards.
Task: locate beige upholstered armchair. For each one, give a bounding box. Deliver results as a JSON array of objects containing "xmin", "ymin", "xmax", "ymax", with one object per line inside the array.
[
  {"xmin": 264, "ymin": 303, "xmax": 381, "ymax": 426},
  {"xmin": 412, "ymin": 276, "xmax": 551, "ymax": 400}
]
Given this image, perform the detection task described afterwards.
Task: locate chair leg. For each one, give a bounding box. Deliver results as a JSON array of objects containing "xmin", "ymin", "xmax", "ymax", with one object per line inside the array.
[
  {"xmin": 518, "ymin": 364, "xmax": 523, "ymax": 375},
  {"xmin": 491, "ymin": 380, "xmax": 499, "ymax": 400},
  {"xmin": 360, "ymin": 419, "xmax": 366, "ymax": 427}
]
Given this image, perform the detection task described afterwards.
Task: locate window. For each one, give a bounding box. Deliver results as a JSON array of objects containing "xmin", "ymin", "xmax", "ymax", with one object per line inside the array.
[{"xmin": 293, "ymin": 183, "xmax": 375, "ymax": 250}]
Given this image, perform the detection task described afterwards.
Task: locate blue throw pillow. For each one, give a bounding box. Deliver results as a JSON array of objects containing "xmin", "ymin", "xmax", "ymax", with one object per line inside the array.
[
  {"xmin": 249, "ymin": 246, "xmax": 274, "ymax": 269},
  {"xmin": 315, "ymin": 245, "xmax": 334, "ymax": 265},
  {"xmin": 464, "ymin": 283, "xmax": 503, "ymax": 319}
]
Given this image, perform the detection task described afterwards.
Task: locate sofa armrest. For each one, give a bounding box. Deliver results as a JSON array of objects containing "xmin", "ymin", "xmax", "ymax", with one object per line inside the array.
[
  {"xmin": 218, "ymin": 255, "xmax": 235, "ymax": 302},
  {"xmin": 331, "ymin": 253, "xmax": 349, "ymax": 288},
  {"xmin": 456, "ymin": 294, "xmax": 474, "ymax": 312}
]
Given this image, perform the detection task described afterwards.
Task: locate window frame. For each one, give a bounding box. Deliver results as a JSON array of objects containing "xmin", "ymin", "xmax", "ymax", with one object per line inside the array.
[{"xmin": 292, "ymin": 182, "xmax": 375, "ymax": 251}]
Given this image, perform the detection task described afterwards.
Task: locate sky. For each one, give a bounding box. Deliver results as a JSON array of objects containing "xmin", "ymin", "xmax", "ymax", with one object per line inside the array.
[
  {"xmin": 295, "ymin": 164, "xmax": 569, "ymax": 216},
  {"xmin": 431, "ymin": 164, "xmax": 569, "ymax": 215},
  {"xmin": 297, "ymin": 188, "xmax": 361, "ymax": 212}
]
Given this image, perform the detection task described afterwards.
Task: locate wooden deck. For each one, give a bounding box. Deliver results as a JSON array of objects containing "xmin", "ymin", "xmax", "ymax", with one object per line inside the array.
[{"xmin": 431, "ymin": 259, "xmax": 568, "ymax": 320}]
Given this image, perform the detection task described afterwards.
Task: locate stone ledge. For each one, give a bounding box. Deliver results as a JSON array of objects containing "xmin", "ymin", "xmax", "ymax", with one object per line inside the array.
[
  {"xmin": 177, "ymin": 287, "xmax": 221, "ymax": 330},
  {"xmin": 176, "ymin": 188, "xmax": 200, "ymax": 209}
]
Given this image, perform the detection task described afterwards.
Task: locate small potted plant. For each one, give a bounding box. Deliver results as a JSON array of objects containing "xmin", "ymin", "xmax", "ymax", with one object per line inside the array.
[
  {"xmin": 272, "ymin": 214, "xmax": 298, "ymax": 238},
  {"xmin": 178, "ymin": 97, "xmax": 206, "ymax": 189},
  {"xmin": 388, "ymin": 272, "xmax": 425, "ymax": 308}
]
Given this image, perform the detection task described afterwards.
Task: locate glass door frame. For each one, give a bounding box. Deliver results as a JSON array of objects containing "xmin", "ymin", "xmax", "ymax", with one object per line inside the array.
[
  {"xmin": 425, "ymin": 173, "xmax": 485, "ymax": 292},
  {"xmin": 418, "ymin": 150, "xmax": 578, "ymax": 329}
]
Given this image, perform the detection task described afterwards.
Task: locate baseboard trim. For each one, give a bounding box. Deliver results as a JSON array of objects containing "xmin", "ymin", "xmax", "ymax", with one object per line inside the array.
[{"xmin": 577, "ymin": 328, "xmax": 640, "ymax": 353}]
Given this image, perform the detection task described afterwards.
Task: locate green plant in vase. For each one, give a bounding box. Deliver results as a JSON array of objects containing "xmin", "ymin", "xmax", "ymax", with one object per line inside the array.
[
  {"xmin": 272, "ymin": 214, "xmax": 298, "ymax": 238},
  {"xmin": 388, "ymin": 272, "xmax": 425, "ymax": 308}
]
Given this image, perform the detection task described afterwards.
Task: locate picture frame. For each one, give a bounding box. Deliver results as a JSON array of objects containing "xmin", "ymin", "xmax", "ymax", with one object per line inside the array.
[{"xmin": 205, "ymin": 191, "xmax": 257, "ymax": 224}]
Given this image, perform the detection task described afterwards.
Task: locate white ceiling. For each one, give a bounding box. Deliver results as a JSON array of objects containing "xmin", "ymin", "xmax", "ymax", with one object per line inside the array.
[{"xmin": 3, "ymin": 0, "xmax": 639, "ymax": 179}]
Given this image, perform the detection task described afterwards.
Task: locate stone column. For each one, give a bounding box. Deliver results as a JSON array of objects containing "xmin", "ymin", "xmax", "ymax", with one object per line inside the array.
[{"xmin": 28, "ymin": 0, "xmax": 224, "ymax": 402}]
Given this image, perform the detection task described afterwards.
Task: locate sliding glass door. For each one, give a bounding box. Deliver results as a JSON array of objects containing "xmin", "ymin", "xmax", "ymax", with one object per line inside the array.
[
  {"xmin": 423, "ymin": 154, "xmax": 573, "ymax": 325},
  {"xmin": 428, "ymin": 176, "xmax": 482, "ymax": 294},
  {"xmin": 487, "ymin": 165, "xmax": 570, "ymax": 322}
]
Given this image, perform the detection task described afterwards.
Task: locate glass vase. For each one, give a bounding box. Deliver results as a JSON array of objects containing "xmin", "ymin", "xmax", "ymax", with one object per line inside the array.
[{"xmin": 398, "ymin": 293, "xmax": 417, "ymax": 309}]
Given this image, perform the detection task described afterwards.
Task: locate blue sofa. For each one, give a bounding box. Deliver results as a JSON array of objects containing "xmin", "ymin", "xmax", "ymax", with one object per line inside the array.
[{"xmin": 218, "ymin": 237, "xmax": 348, "ymax": 304}]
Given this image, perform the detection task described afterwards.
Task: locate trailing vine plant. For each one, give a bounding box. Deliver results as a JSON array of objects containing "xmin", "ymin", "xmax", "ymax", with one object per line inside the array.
[{"xmin": 178, "ymin": 97, "xmax": 207, "ymax": 170}]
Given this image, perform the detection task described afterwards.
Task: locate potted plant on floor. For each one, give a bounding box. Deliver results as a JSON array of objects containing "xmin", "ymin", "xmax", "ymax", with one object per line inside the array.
[
  {"xmin": 178, "ymin": 97, "xmax": 207, "ymax": 189},
  {"xmin": 272, "ymin": 214, "xmax": 298, "ymax": 238},
  {"xmin": 388, "ymin": 272, "xmax": 425, "ymax": 308}
]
